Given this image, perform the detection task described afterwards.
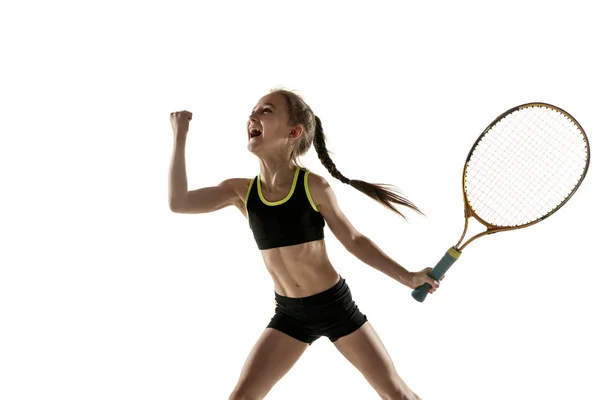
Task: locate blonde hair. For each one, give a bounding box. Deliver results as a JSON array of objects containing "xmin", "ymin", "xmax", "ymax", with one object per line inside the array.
[{"xmin": 271, "ymin": 88, "xmax": 422, "ymax": 219}]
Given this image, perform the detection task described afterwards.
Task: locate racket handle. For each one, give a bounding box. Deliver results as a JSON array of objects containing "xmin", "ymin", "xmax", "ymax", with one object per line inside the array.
[{"xmin": 411, "ymin": 247, "xmax": 461, "ymax": 303}]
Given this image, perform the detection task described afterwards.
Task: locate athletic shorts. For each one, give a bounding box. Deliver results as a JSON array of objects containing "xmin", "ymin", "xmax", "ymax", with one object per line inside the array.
[{"xmin": 267, "ymin": 276, "xmax": 368, "ymax": 345}]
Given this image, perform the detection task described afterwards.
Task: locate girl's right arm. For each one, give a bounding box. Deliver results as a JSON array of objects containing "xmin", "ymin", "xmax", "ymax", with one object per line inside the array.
[{"xmin": 168, "ymin": 110, "xmax": 247, "ymax": 214}]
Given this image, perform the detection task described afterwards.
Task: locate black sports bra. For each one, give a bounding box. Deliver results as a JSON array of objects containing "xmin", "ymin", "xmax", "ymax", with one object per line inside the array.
[{"xmin": 245, "ymin": 167, "xmax": 325, "ymax": 250}]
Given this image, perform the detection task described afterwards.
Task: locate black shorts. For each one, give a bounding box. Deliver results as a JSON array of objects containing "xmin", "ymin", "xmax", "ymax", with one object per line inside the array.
[{"xmin": 267, "ymin": 276, "xmax": 368, "ymax": 345}]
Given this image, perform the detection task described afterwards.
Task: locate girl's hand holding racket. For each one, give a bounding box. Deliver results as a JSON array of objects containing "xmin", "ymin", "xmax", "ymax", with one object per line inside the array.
[{"xmin": 408, "ymin": 268, "xmax": 443, "ymax": 294}]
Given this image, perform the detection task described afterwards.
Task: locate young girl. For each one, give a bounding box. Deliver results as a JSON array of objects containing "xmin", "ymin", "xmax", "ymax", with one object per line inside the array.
[{"xmin": 168, "ymin": 89, "xmax": 440, "ymax": 400}]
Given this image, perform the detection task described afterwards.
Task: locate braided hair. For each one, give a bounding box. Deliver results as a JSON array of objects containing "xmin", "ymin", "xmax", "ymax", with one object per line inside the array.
[{"xmin": 271, "ymin": 88, "xmax": 422, "ymax": 219}]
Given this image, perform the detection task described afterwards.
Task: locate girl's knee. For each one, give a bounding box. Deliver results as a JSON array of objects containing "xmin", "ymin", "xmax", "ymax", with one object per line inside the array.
[
  {"xmin": 379, "ymin": 383, "xmax": 420, "ymax": 400},
  {"xmin": 228, "ymin": 384, "xmax": 263, "ymax": 400}
]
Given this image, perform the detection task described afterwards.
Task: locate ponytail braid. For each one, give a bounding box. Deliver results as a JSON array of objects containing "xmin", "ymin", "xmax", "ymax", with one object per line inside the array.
[
  {"xmin": 313, "ymin": 116, "xmax": 350, "ymax": 184},
  {"xmin": 269, "ymin": 88, "xmax": 422, "ymax": 219},
  {"xmin": 313, "ymin": 115, "xmax": 423, "ymax": 219}
]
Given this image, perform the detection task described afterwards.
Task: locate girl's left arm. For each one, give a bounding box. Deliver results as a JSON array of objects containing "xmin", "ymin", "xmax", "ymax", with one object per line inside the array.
[{"xmin": 309, "ymin": 173, "xmax": 439, "ymax": 291}]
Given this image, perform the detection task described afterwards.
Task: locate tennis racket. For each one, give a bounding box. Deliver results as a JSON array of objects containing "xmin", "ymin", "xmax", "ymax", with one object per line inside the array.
[{"xmin": 412, "ymin": 102, "xmax": 590, "ymax": 302}]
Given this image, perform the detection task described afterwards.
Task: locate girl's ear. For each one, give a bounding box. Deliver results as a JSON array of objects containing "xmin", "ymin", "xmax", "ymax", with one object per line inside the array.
[{"xmin": 289, "ymin": 125, "xmax": 303, "ymax": 139}]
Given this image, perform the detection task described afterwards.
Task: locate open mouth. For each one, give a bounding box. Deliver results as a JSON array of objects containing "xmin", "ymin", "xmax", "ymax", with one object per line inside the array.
[{"xmin": 249, "ymin": 128, "xmax": 262, "ymax": 138}]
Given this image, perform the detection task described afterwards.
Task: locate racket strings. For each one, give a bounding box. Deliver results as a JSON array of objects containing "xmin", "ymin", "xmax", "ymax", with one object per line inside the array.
[
  {"xmin": 470, "ymin": 110, "xmax": 584, "ymax": 225},
  {"xmin": 465, "ymin": 105, "xmax": 588, "ymax": 227},
  {"xmin": 472, "ymin": 115, "xmax": 579, "ymax": 225}
]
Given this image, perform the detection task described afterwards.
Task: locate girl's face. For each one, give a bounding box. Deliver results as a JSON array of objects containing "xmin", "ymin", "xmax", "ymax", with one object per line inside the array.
[{"xmin": 247, "ymin": 93, "xmax": 302, "ymax": 157}]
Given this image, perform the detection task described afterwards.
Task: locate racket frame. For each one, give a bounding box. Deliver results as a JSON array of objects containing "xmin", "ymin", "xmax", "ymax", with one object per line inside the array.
[
  {"xmin": 456, "ymin": 102, "xmax": 590, "ymax": 252},
  {"xmin": 412, "ymin": 102, "xmax": 590, "ymax": 302}
]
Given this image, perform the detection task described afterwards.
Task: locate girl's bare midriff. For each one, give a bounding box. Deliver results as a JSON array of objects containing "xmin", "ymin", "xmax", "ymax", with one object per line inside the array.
[
  {"xmin": 261, "ymin": 240, "xmax": 340, "ymax": 298},
  {"xmin": 232, "ymin": 178, "xmax": 339, "ymax": 298}
]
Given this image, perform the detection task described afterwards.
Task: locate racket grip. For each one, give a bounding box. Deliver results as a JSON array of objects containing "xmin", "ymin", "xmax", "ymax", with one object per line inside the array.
[{"xmin": 411, "ymin": 247, "xmax": 461, "ymax": 303}]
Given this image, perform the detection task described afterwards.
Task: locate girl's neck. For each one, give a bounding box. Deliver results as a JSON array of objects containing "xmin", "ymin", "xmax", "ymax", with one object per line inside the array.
[{"xmin": 258, "ymin": 158, "xmax": 298, "ymax": 189}]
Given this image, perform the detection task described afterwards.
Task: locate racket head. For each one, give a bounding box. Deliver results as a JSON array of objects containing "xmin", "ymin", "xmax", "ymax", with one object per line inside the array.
[{"xmin": 461, "ymin": 102, "xmax": 590, "ymax": 236}]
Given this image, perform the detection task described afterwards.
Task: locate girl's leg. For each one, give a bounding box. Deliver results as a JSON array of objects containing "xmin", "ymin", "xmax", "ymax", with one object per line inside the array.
[{"xmin": 229, "ymin": 328, "xmax": 309, "ymax": 400}]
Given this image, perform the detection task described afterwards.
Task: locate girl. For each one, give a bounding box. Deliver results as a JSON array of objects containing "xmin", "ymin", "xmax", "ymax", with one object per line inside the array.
[{"xmin": 168, "ymin": 89, "xmax": 440, "ymax": 400}]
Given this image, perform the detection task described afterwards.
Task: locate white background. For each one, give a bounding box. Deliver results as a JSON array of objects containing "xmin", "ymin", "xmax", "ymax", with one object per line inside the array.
[{"xmin": 2, "ymin": 1, "xmax": 599, "ymax": 399}]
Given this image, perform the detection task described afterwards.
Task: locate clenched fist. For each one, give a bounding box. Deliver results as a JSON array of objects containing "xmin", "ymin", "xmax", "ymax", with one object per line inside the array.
[{"xmin": 170, "ymin": 110, "xmax": 193, "ymax": 138}]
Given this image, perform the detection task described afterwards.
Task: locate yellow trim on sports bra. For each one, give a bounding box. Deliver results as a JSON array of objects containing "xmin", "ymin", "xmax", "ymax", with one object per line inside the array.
[
  {"xmin": 257, "ymin": 166, "xmax": 300, "ymax": 206},
  {"xmin": 244, "ymin": 177, "xmax": 255, "ymax": 215},
  {"xmin": 304, "ymin": 170, "xmax": 319, "ymax": 212}
]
